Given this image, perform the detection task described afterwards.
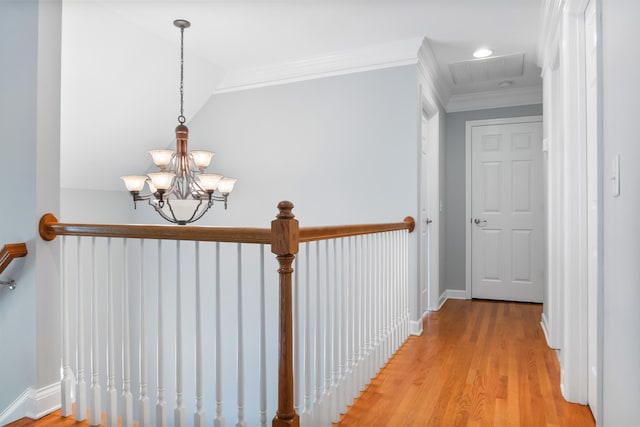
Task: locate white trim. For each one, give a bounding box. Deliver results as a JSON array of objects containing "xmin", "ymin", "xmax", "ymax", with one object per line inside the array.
[
  {"xmin": 437, "ymin": 289, "xmax": 468, "ymax": 311},
  {"xmin": 540, "ymin": 312, "xmax": 557, "ymax": 349},
  {"xmin": 417, "ymin": 39, "xmax": 450, "ymax": 110},
  {"xmin": 465, "ymin": 116, "xmax": 544, "ymax": 301},
  {"xmin": 446, "ymin": 85, "xmax": 543, "ymax": 113},
  {"xmin": 28, "ymin": 382, "xmax": 62, "ymax": 420},
  {"xmin": 0, "ymin": 388, "xmax": 32, "ymax": 425},
  {"xmin": 409, "ymin": 319, "xmax": 423, "ymax": 336},
  {"xmin": 0, "ymin": 383, "xmax": 61, "ymax": 425},
  {"xmin": 215, "ymin": 37, "xmax": 423, "ymax": 94}
]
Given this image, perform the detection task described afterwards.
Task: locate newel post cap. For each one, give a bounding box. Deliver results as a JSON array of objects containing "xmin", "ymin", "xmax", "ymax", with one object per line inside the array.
[{"xmin": 271, "ymin": 201, "xmax": 299, "ymax": 255}]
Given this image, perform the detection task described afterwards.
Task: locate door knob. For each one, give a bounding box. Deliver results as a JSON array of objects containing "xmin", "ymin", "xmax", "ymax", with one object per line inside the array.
[
  {"xmin": 425, "ymin": 218, "xmax": 433, "ymax": 224},
  {"xmin": 473, "ymin": 218, "xmax": 487, "ymax": 226}
]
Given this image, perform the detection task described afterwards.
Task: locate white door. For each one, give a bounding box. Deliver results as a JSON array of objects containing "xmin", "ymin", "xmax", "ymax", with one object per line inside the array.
[
  {"xmin": 585, "ymin": 0, "xmax": 599, "ymax": 417},
  {"xmin": 471, "ymin": 120, "xmax": 544, "ymax": 302}
]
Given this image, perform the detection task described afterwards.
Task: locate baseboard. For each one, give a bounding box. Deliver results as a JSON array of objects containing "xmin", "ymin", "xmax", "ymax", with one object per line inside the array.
[
  {"xmin": 437, "ymin": 289, "xmax": 467, "ymax": 311},
  {"xmin": 540, "ymin": 312, "xmax": 560, "ymax": 350},
  {"xmin": 0, "ymin": 383, "xmax": 60, "ymax": 425},
  {"xmin": 0, "ymin": 388, "xmax": 31, "ymax": 425},
  {"xmin": 28, "ymin": 382, "xmax": 61, "ymax": 419},
  {"xmin": 409, "ymin": 319, "xmax": 423, "ymax": 336}
]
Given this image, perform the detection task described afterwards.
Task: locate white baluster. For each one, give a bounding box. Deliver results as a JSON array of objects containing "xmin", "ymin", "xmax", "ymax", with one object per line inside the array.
[
  {"xmin": 375, "ymin": 233, "xmax": 382, "ymax": 375},
  {"xmin": 236, "ymin": 243, "xmax": 247, "ymax": 427},
  {"xmin": 157, "ymin": 240, "xmax": 167, "ymax": 427},
  {"xmin": 293, "ymin": 256, "xmax": 300, "ymax": 417},
  {"xmin": 339, "ymin": 238, "xmax": 348, "ymax": 412},
  {"xmin": 331, "ymin": 239, "xmax": 340, "ymax": 423},
  {"xmin": 194, "ymin": 241, "xmax": 205, "ymax": 427},
  {"xmin": 214, "ymin": 242, "xmax": 225, "ymax": 427},
  {"xmin": 106, "ymin": 238, "xmax": 118, "ymax": 427},
  {"xmin": 324, "ymin": 241, "xmax": 333, "ymax": 425},
  {"xmin": 258, "ymin": 245, "xmax": 268, "ymax": 427},
  {"xmin": 139, "ymin": 240, "xmax": 151, "ymax": 427},
  {"xmin": 384, "ymin": 233, "xmax": 391, "ymax": 363},
  {"xmin": 122, "ymin": 239, "xmax": 133, "ymax": 427},
  {"xmin": 314, "ymin": 240, "xmax": 323, "ymax": 422},
  {"xmin": 404, "ymin": 231, "xmax": 410, "ymax": 338},
  {"xmin": 302, "ymin": 243, "xmax": 312, "ymax": 425},
  {"xmin": 175, "ymin": 241, "xmax": 185, "ymax": 427},
  {"xmin": 347, "ymin": 237, "xmax": 355, "ymax": 405},
  {"xmin": 352, "ymin": 236, "xmax": 360, "ymax": 400},
  {"xmin": 354, "ymin": 236, "xmax": 364, "ymax": 397},
  {"xmin": 391, "ymin": 231, "xmax": 401, "ymax": 354},
  {"xmin": 90, "ymin": 237, "xmax": 102, "ymax": 426},
  {"xmin": 60, "ymin": 237, "xmax": 73, "ymax": 416},
  {"xmin": 75, "ymin": 236, "xmax": 87, "ymax": 421}
]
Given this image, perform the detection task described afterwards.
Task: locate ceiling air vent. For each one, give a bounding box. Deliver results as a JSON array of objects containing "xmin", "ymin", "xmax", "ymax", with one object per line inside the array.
[{"xmin": 448, "ymin": 53, "xmax": 524, "ymax": 85}]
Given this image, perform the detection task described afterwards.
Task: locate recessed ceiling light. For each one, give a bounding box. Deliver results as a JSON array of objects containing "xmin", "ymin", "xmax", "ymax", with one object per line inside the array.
[{"xmin": 473, "ymin": 48, "xmax": 492, "ymax": 58}]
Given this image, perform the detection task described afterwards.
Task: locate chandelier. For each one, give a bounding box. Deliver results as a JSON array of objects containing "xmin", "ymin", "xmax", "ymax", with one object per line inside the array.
[{"xmin": 121, "ymin": 19, "xmax": 236, "ymax": 225}]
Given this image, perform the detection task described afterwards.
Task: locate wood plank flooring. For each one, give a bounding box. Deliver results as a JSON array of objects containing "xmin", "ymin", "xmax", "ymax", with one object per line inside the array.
[
  {"xmin": 6, "ymin": 300, "xmax": 594, "ymax": 427},
  {"xmin": 335, "ymin": 299, "xmax": 594, "ymax": 426}
]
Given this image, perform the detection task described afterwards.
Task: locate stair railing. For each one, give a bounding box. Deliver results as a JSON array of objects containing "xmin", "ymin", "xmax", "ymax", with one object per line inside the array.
[{"xmin": 39, "ymin": 201, "xmax": 414, "ymax": 427}]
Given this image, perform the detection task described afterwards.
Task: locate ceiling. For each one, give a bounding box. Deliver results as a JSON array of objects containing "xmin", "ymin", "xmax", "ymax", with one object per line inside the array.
[{"xmin": 60, "ymin": 0, "xmax": 543, "ymax": 191}]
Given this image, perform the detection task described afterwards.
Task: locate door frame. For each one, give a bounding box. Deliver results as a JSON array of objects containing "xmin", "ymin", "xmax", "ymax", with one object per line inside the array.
[
  {"xmin": 418, "ymin": 87, "xmax": 440, "ymax": 315},
  {"xmin": 465, "ymin": 115, "xmax": 544, "ymax": 299}
]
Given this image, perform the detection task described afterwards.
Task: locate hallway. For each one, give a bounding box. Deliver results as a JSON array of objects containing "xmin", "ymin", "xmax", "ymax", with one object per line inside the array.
[{"xmin": 336, "ymin": 299, "xmax": 594, "ymax": 426}]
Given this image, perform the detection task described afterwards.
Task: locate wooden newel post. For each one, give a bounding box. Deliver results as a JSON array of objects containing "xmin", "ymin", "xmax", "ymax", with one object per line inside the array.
[{"xmin": 271, "ymin": 201, "xmax": 300, "ymax": 427}]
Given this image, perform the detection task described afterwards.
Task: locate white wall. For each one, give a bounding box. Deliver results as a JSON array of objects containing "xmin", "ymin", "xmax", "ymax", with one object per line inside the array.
[
  {"xmin": 0, "ymin": 0, "xmax": 62, "ymax": 423},
  {"xmin": 600, "ymin": 0, "xmax": 640, "ymax": 424},
  {"xmin": 443, "ymin": 104, "xmax": 543, "ymax": 294}
]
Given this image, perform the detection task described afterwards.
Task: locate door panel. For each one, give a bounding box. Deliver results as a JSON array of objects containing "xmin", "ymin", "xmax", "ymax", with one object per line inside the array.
[{"xmin": 471, "ymin": 121, "xmax": 543, "ymax": 302}]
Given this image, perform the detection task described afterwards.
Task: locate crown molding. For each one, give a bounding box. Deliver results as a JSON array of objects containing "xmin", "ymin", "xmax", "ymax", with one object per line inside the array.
[
  {"xmin": 446, "ymin": 85, "xmax": 543, "ymax": 112},
  {"xmin": 215, "ymin": 37, "xmax": 423, "ymax": 94},
  {"xmin": 417, "ymin": 38, "xmax": 450, "ymax": 109},
  {"xmin": 537, "ymin": 0, "xmax": 564, "ymax": 69}
]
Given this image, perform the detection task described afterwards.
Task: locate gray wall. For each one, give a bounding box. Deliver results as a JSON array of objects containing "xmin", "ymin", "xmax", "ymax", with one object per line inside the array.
[
  {"xmin": 443, "ymin": 104, "xmax": 543, "ymax": 294},
  {"xmin": 131, "ymin": 65, "xmax": 422, "ymax": 317},
  {"xmin": 601, "ymin": 1, "xmax": 640, "ymax": 424},
  {"xmin": 0, "ymin": 1, "xmax": 62, "ymax": 423}
]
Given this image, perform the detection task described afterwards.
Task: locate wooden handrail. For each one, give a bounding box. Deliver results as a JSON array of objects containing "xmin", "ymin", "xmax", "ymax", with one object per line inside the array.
[
  {"xmin": 0, "ymin": 243, "xmax": 28, "ymax": 275},
  {"xmin": 39, "ymin": 213, "xmax": 415, "ymax": 244},
  {"xmin": 39, "ymin": 213, "xmax": 272, "ymax": 244},
  {"xmin": 299, "ymin": 216, "xmax": 415, "ymax": 242}
]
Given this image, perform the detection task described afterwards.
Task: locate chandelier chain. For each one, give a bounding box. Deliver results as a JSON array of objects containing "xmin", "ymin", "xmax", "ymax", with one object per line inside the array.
[{"xmin": 179, "ymin": 26, "xmax": 185, "ymax": 124}]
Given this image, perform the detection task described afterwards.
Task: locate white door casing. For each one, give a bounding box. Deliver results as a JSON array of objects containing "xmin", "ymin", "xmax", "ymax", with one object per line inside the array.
[
  {"xmin": 418, "ymin": 89, "xmax": 439, "ymax": 315},
  {"xmin": 466, "ymin": 117, "xmax": 544, "ymax": 302},
  {"xmin": 419, "ymin": 114, "xmax": 430, "ymax": 314},
  {"xmin": 584, "ymin": 0, "xmax": 599, "ymax": 417}
]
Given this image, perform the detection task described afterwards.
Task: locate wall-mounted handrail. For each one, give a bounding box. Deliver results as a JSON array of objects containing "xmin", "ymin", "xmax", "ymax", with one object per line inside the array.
[
  {"xmin": 38, "ymin": 202, "xmax": 414, "ymax": 427},
  {"xmin": 0, "ymin": 243, "xmax": 28, "ymax": 274},
  {"xmin": 0, "ymin": 242, "xmax": 28, "ymax": 290}
]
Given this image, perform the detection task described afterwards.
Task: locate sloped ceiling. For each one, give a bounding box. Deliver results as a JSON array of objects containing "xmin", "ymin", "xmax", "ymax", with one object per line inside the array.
[{"xmin": 60, "ymin": 0, "xmax": 542, "ymax": 191}]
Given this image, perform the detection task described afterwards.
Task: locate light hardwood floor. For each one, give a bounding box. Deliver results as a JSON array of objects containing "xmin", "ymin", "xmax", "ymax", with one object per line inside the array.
[
  {"xmin": 6, "ymin": 299, "xmax": 594, "ymax": 426},
  {"xmin": 335, "ymin": 299, "xmax": 595, "ymax": 426}
]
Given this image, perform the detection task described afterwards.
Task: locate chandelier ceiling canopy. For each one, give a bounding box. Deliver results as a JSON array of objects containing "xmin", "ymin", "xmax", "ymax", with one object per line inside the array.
[{"xmin": 122, "ymin": 19, "xmax": 236, "ymax": 225}]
